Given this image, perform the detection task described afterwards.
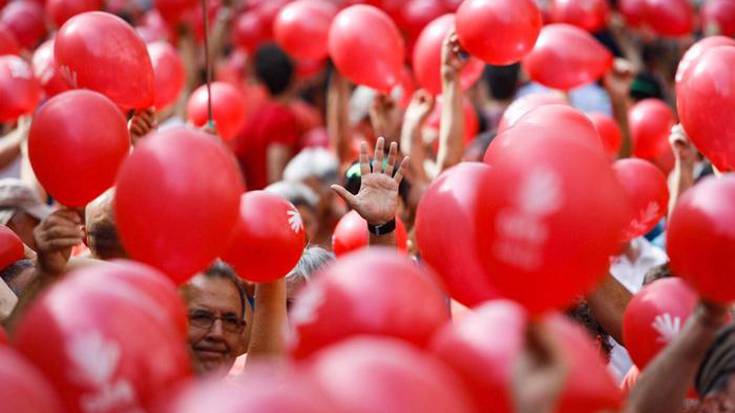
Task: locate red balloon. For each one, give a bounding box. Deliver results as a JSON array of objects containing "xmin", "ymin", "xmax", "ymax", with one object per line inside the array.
[
  {"xmin": 432, "ymin": 301, "xmax": 621, "ymax": 413},
  {"xmin": 147, "ymin": 41, "xmax": 184, "ymax": 110},
  {"xmin": 332, "ymin": 210, "xmax": 408, "ymax": 256},
  {"xmin": 426, "ymin": 95, "xmax": 479, "ymax": 144},
  {"xmin": 70, "ymin": 260, "xmax": 189, "ymax": 338},
  {"xmin": 0, "ymin": 224, "xmax": 24, "ymax": 269},
  {"xmin": 31, "ymin": 39, "xmax": 71, "ymax": 98},
  {"xmin": 620, "ymin": 0, "xmax": 646, "ymax": 27},
  {"xmin": 0, "ymin": 23, "xmax": 19, "ymax": 55},
  {"xmin": 588, "ymin": 112, "xmax": 622, "ymax": 159},
  {"xmin": 0, "ymin": 325, "xmax": 6, "ymax": 344},
  {"xmin": 274, "ymin": 0, "xmax": 337, "ymax": 61},
  {"xmin": 187, "ymin": 81, "xmax": 248, "ymax": 141},
  {"xmin": 702, "ymin": 0, "xmax": 735, "ymax": 37},
  {"xmin": 548, "ymin": 0, "xmax": 609, "ymax": 32},
  {"xmin": 644, "ymin": 0, "xmax": 694, "ymax": 37},
  {"xmin": 29, "ymin": 90, "xmax": 130, "ymax": 207},
  {"xmin": 399, "ymin": 0, "xmax": 449, "ymax": 40},
  {"xmin": 0, "ymin": 55, "xmax": 40, "ymax": 122},
  {"xmin": 613, "ymin": 159, "xmax": 669, "ymax": 242},
  {"xmin": 676, "ymin": 36, "xmax": 735, "ymax": 85},
  {"xmin": 431, "ymin": 300, "xmax": 524, "ymax": 413},
  {"xmin": 290, "ymin": 248, "xmax": 449, "ymax": 358},
  {"xmin": 476, "ymin": 134, "xmax": 628, "ymax": 314},
  {"xmin": 46, "ymin": 0, "xmax": 102, "ymax": 28},
  {"xmin": 667, "ymin": 175, "xmax": 735, "ymax": 304},
  {"xmin": 412, "ymin": 13, "xmax": 484, "ymax": 96},
  {"xmin": 628, "ymin": 98, "xmax": 675, "ymax": 172},
  {"xmin": 548, "ymin": 314, "xmax": 623, "ymax": 412},
  {"xmin": 486, "ymin": 104, "xmax": 603, "ymax": 164},
  {"xmin": 232, "ymin": 12, "xmax": 269, "ymax": 53},
  {"xmin": 154, "ymin": 0, "xmax": 198, "ymax": 24},
  {"xmin": 115, "ymin": 127, "xmax": 244, "ymax": 283},
  {"xmin": 14, "ymin": 274, "xmax": 192, "ymax": 413},
  {"xmin": 307, "ymin": 337, "xmax": 476, "ymax": 413},
  {"xmin": 164, "ymin": 368, "xmax": 340, "ymax": 413},
  {"xmin": 498, "ymin": 92, "xmax": 567, "ymax": 133},
  {"xmin": 0, "ymin": 0, "xmax": 45, "ymax": 49},
  {"xmin": 455, "ymin": 0, "xmax": 541, "ymax": 65},
  {"xmin": 415, "ymin": 163, "xmax": 500, "ymax": 307},
  {"xmin": 623, "ymin": 278, "xmax": 697, "ymax": 369},
  {"xmin": 0, "ymin": 347, "xmax": 65, "ymax": 413},
  {"xmin": 677, "ymin": 45, "xmax": 735, "ymax": 172},
  {"xmin": 328, "ymin": 5, "xmax": 405, "ymax": 92},
  {"xmin": 523, "ymin": 23, "xmax": 613, "ymax": 91},
  {"xmin": 222, "ymin": 191, "xmax": 306, "ymax": 282},
  {"xmin": 55, "ymin": 12, "xmax": 155, "ymax": 110}
]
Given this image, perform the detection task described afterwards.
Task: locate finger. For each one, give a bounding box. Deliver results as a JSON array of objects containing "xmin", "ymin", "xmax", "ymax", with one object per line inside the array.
[
  {"xmin": 393, "ymin": 156, "xmax": 409, "ymax": 185},
  {"xmin": 359, "ymin": 141, "xmax": 370, "ymax": 176},
  {"xmin": 44, "ymin": 238, "xmax": 82, "ymax": 250},
  {"xmin": 386, "ymin": 141, "xmax": 398, "ymax": 175},
  {"xmin": 45, "ymin": 225, "xmax": 85, "ymax": 239},
  {"xmin": 373, "ymin": 137, "xmax": 385, "ymax": 174},
  {"xmin": 330, "ymin": 185, "xmax": 358, "ymax": 209}
]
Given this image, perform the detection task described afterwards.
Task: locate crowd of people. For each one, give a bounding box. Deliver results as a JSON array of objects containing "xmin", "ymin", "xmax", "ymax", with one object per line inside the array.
[{"xmin": 1, "ymin": 0, "xmax": 735, "ymax": 412}]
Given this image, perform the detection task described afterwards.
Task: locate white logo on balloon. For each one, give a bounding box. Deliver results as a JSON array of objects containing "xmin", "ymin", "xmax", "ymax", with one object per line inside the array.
[
  {"xmin": 58, "ymin": 65, "xmax": 79, "ymax": 89},
  {"xmin": 287, "ymin": 207, "xmax": 304, "ymax": 234},
  {"xmin": 67, "ymin": 331, "xmax": 144, "ymax": 413},
  {"xmin": 493, "ymin": 167, "xmax": 564, "ymax": 271},
  {"xmin": 652, "ymin": 313, "xmax": 682, "ymax": 344},
  {"xmin": 624, "ymin": 201, "xmax": 660, "ymax": 239}
]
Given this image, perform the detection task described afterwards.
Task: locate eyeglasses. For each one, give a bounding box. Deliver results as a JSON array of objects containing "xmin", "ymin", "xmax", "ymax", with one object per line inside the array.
[{"xmin": 188, "ymin": 309, "xmax": 245, "ymax": 334}]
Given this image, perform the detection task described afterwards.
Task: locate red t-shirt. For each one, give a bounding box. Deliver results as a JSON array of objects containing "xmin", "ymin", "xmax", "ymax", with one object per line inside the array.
[{"xmin": 234, "ymin": 101, "xmax": 300, "ymax": 190}]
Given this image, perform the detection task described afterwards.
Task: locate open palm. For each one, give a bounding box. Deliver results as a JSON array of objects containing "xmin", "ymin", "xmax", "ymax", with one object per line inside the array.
[{"xmin": 332, "ymin": 138, "xmax": 408, "ymax": 226}]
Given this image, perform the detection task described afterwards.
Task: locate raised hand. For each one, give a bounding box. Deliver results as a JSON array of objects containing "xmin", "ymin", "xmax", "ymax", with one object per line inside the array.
[
  {"xmin": 404, "ymin": 89, "xmax": 435, "ymax": 125},
  {"xmin": 128, "ymin": 108, "xmax": 157, "ymax": 145},
  {"xmin": 331, "ymin": 137, "xmax": 408, "ymax": 226},
  {"xmin": 33, "ymin": 208, "xmax": 84, "ymax": 275},
  {"xmin": 441, "ymin": 30, "xmax": 468, "ymax": 82}
]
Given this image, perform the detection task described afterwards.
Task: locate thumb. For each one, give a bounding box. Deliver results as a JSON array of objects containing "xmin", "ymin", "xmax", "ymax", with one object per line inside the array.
[{"xmin": 331, "ymin": 185, "xmax": 358, "ymax": 209}]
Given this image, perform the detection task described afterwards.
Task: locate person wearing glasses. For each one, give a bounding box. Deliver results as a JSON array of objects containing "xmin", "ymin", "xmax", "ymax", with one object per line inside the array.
[{"xmin": 181, "ymin": 261, "xmax": 253, "ymax": 376}]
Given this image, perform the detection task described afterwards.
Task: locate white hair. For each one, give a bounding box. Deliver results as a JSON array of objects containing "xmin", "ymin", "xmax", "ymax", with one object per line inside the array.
[
  {"xmin": 282, "ymin": 148, "xmax": 339, "ymax": 184},
  {"xmin": 265, "ymin": 181, "xmax": 319, "ymax": 208}
]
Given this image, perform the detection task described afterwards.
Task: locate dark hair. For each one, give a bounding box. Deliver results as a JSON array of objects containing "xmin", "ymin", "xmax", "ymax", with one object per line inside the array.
[
  {"xmin": 643, "ymin": 262, "xmax": 673, "ymax": 286},
  {"xmin": 87, "ymin": 219, "xmax": 127, "ymax": 260},
  {"xmin": 484, "ymin": 64, "xmax": 521, "ymax": 101},
  {"xmin": 204, "ymin": 260, "xmax": 252, "ymax": 316},
  {"xmin": 1, "ymin": 259, "xmax": 33, "ymax": 295},
  {"xmin": 566, "ymin": 300, "xmax": 613, "ymax": 358},
  {"xmin": 254, "ymin": 43, "xmax": 294, "ymax": 96}
]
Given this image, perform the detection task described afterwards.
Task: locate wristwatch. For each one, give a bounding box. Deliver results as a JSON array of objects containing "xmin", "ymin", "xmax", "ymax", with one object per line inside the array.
[{"xmin": 368, "ymin": 219, "xmax": 396, "ymax": 236}]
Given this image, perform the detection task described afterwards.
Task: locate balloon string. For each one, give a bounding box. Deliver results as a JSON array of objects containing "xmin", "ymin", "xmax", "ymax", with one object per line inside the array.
[{"xmin": 201, "ymin": 0, "xmax": 213, "ymax": 126}]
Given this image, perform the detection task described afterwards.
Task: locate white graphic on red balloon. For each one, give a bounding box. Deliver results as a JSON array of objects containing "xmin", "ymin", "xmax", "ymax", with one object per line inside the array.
[
  {"xmin": 651, "ymin": 313, "xmax": 682, "ymax": 343},
  {"xmin": 288, "ymin": 207, "xmax": 304, "ymax": 233}
]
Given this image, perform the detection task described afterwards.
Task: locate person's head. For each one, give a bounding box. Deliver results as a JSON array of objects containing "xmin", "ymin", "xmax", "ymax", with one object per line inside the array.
[
  {"xmin": 0, "ymin": 179, "xmax": 52, "ymax": 250},
  {"xmin": 254, "ymin": 43, "xmax": 294, "ymax": 97},
  {"xmin": 180, "ymin": 261, "xmax": 252, "ymax": 376},
  {"xmin": 696, "ymin": 323, "xmax": 735, "ymax": 407},
  {"xmin": 85, "ymin": 189, "xmax": 127, "ymax": 260},
  {"xmin": 485, "ymin": 63, "xmax": 521, "ymax": 102},
  {"xmin": 0, "ymin": 258, "xmax": 35, "ymax": 296},
  {"xmin": 285, "ymin": 246, "xmax": 334, "ymax": 312},
  {"xmin": 265, "ymin": 181, "xmax": 320, "ymax": 242},
  {"xmin": 283, "ymin": 148, "xmax": 340, "ymax": 216}
]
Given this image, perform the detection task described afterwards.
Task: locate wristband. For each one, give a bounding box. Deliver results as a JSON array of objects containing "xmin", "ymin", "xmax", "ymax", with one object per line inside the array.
[{"xmin": 368, "ymin": 219, "xmax": 396, "ymax": 236}]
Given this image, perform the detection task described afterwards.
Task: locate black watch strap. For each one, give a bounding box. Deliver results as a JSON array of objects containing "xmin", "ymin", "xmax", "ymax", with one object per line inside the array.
[{"xmin": 367, "ymin": 219, "xmax": 396, "ymax": 236}]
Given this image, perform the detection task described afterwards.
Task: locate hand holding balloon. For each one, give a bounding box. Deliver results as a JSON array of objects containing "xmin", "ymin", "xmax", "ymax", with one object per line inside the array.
[
  {"xmin": 331, "ymin": 138, "xmax": 408, "ymax": 227},
  {"xmin": 32, "ymin": 208, "xmax": 84, "ymax": 275},
  {"xmin": 603, "ymin": 58, "xmax": 635, "ymax": 102},
  {"xmin": 442, "ymin": 30, "xmax": 468, "ymax": 83},
  {"xmin": 128, "ymin": 108, "xmax": 157, "ymax": 146},
  {"xmin": 669, "ymin": 124, "xmax": 698, "ymax": 167}
]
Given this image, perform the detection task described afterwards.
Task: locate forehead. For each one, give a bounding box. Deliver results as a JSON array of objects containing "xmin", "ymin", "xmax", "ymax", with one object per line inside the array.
[{"xmin": 184, "ymin": 275, "xmax": 242, "ymax": 315}]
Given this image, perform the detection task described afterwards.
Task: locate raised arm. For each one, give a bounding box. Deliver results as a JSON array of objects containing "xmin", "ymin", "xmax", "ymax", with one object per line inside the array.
[
  {"xmin": 327, "ymin": 71, "xmax": 353, "ymax": 165},
  {"xmin": 603, "ymin": 58, "xmax": 636, "ymax": 159},
  {"xmin": 400, "ymin": 89, "xmax": 435, "ymax": 185},
  {"xmin": 436, "ymin": 31, "xmax": 467, "ymax": 173},
  {"xmin": 667, "ymin": 125, "xmax": 698, "ymax": 217}
]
